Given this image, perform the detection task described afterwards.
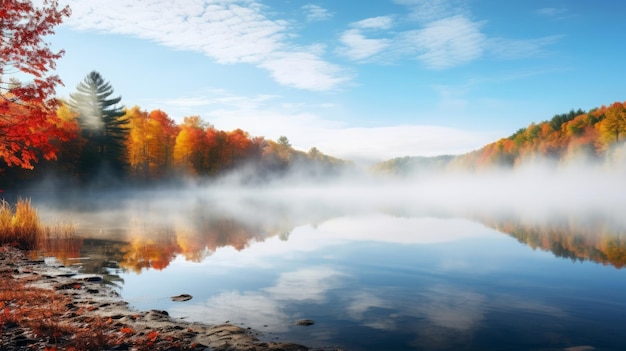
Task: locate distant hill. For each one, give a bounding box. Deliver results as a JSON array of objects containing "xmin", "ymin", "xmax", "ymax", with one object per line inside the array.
[
  {"xmin": 370, "ymin": 155, "xmax": 454, "ymax": 176},
  {"xmin": 373, "ymin": 101, "xmax": 626, "ymax": 174}
]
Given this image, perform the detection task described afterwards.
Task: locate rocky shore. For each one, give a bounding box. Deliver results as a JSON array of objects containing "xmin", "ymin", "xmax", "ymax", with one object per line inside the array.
[{"xmin": 0, "ymin": 246, "xmax": 330, "ymax": 351}]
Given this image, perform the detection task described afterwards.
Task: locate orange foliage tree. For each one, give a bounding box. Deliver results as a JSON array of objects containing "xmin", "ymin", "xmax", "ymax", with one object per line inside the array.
[
  {"xmin": 125, "ymin": 106, "xmax": 151, "ymax": 179},
  {"xmin": 173, "ymin": 116, "xmax": 211, "ymax": 175},
  {"xmin": 0, "ymin": 0, "xmax": 72, "ymax": 169},
  {"xmin": 148, "ymin": 109, "xmax": 179, "ymax": 178},
  {"xmin": 126, "ymin": 107, "xmax": 179, "ymax": 180}
]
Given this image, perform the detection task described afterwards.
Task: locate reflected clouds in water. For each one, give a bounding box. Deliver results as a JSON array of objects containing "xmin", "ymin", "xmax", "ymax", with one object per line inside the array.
[
  {"xmin": 170, "ymin": 266, "xmax": 345, "ymax": 332},
  {"xmin": 264, "ymin": 267, "xmax": 346, "ymax": 302}
]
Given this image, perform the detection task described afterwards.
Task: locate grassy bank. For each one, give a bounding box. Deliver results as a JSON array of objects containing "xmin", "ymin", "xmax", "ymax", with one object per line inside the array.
[{"xmin": 0, "ymin": 198, "xmax": 74, "ymax": 250}]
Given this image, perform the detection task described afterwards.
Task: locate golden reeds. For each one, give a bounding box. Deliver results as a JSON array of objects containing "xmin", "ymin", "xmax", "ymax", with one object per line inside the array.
[
  {"xmin": 0, "ymin": 198, "xmax": 76, "ymax": 250},
  {"xmin": 0, "ymin": 198, "xmax": 41, "ymax": 249}
]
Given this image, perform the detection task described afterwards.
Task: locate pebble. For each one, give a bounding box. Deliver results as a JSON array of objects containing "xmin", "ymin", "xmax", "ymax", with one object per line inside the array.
[{"xmin": 295, "ymin": 319, "xmax": 315, "ymax": 326}]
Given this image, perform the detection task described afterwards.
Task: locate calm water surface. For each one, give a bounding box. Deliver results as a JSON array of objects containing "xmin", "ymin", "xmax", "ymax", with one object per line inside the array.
[{"xmin": 32, "ymin": 188, "xmax": 626, "ymax": 351}]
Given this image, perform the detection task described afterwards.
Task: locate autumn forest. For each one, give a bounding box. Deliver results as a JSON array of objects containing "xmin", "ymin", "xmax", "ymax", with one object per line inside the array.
[
  {"xmin": 2, "ymin": 69, "xmax": 348, "ymax": 189},
  {"xmin": 373, "ymin": 101, "xmax": 626, "ymax": 175}
]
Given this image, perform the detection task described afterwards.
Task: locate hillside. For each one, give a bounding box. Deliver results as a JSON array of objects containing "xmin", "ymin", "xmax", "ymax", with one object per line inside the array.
[{"xmin": 373, "ymin": 101, "xmax": 626, "ymax": 174}]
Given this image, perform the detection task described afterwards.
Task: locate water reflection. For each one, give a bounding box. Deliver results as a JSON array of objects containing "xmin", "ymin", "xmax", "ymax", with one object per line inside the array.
[
  {"xmin": 39, "ymin": 203, "xmax": 626, "ymax": 273},
  {"xmin": 480, "ymin": 213, "xmax": 626, "ymax": 268},
  {"xmin": 32, "ymin": 192, "xmax": 626, "ymax": 350}
]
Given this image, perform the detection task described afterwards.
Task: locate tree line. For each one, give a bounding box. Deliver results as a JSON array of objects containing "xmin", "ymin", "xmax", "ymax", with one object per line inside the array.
[
  {"xmin": 374, "ymin": 102, "xmax": 626, "ymax": 175},
  {"xmin": 2, "ymin": 71, "xmax": 347, "ymax": 188},
  {"xmin": 453, "ymin": 102, "xmax": 626, "ymax": 168}
]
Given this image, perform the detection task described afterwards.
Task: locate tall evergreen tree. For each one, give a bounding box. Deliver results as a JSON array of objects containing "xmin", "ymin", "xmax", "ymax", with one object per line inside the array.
[{"xmin": 67, "ymin": 71, "xmax": 129, "ymax": 180}]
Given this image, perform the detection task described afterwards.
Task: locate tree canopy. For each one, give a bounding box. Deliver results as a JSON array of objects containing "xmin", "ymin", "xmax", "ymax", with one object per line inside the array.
[{"xmin": 0, "ymin": 0, "xmax": 72, "ymax": 169}]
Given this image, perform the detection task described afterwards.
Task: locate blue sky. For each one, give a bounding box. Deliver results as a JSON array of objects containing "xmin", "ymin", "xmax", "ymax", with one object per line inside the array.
[{"xmin": 47, "ymin": 0, "xmax": 626, "ymax": 161}]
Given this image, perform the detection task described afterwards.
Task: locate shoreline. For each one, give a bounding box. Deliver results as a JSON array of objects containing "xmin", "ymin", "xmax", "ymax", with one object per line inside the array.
[{"xmin": 0, "ymin": 246, "xmax": 331, "ymax": 351}]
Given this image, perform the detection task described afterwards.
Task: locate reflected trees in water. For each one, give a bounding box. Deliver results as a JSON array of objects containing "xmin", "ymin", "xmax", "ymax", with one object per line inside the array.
[{"xmin": 481, "ymin": 214, "xmax": 626, "ymax": 268}]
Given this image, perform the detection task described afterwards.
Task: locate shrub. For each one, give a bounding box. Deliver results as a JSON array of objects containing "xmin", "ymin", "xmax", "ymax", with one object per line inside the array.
[{"xmin": 0, "ymin": 198, "xmax": 42, "ymax": 249}]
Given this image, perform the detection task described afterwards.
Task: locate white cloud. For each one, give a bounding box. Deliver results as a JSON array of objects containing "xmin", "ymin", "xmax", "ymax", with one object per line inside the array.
[
  {"xmin": 339, "ymin": 29, "xmax": 392, "ymax": 61},
  {"xmin": 259, "ymin": 51, "xmax": 349, "ymax": 91},
  {"xmin": 353, "ymin": 16, "xmax": 393, "ymax": 30},
  {"xmin": 264, "ymin": 267, "xmax": 344, "ymax": 302},
  {"xmin": 60, "ymin": 0, "xmax": 348, "ymax": 91},
  {"xmin": 302, "ymin": 4, "xmax": 332, "ymax": 22},
  {"xmin": 338, "ymin": 16, "xmax": 394, "ymax": 61}
]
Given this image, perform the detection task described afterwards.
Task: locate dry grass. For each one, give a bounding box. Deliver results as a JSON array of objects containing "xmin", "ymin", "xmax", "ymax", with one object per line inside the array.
[
  {"xmin": 0, "ymin": 198, "xmax": 76, "ymax": 250},
  {"xmin": 0, "ymin": 198, "xmax": 41, "ymax": 249}
]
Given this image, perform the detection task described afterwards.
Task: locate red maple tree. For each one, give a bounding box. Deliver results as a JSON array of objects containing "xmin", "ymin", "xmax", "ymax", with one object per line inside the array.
[{"xmin": 0, "ymin": 0, "xmax": 72, "ymax": 169}]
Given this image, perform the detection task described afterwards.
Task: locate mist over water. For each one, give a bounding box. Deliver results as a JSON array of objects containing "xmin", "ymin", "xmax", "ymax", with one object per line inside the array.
[
  {"xmin": 31, "ymin": 147, "xmax": 626, "ymax": 241},
  {"xmin": 21, "ymin": 149, "xmax": 626, "ymax": 350}
]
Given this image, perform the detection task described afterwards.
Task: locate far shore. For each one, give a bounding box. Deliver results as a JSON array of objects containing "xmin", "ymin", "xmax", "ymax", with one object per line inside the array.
[{"xmin": 0, "ymin": 246, "xmax": 340, "ymax": 351}]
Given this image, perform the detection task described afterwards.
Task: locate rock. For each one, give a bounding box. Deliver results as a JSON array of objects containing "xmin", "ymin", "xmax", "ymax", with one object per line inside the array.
[
  {"xmin": 56, "ymin": 273, "xmax": 76, "ymax": 278},
  {"xmin": 150, "ymin": 309, "xmax": 169, "ymax": 316},
  {"xmin": 171, "ymin": 293, "xmax": 193, "ymax": 302},
  {"xmin": 294, "ymin": 319, "xmax": 315, "ymax": 326},
  {"xmin": 83, "ymin": 275, "xmax": 103, "ymax": 282}
]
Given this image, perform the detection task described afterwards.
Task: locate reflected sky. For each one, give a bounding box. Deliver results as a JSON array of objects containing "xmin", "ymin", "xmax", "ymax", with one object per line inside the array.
[
  {"xmin": 96, "ymin": 213, "xmax": 626, "ymax": 351},
  {"xmin": 31, "ymin": 183, "xmax": 626, "ymax": 350}
]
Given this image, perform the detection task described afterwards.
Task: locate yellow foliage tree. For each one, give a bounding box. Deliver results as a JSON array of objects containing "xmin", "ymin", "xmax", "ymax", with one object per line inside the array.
[{"xmin": 599, "ymin": 102, "xmax": 626, "ymax": 145}]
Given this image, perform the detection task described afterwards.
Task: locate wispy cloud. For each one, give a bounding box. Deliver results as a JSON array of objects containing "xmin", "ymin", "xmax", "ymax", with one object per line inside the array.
[
  {"xmin": 353, "ymin": 16, "xmax": 394, "ymax": 30},
  {"xmin": 302, "ymin": 4, "xmax": 332, "ymax": 22},
  {"xmin": 264, "ymin": 267, "xmax": 344, "ymax": 302},
  {"xmin": 536, "ymin": 7, "xmax": 576, "ymax": 20},
  {"xmin": 60, "ymin": 0, "xmax": 348, "ymax": 91},
  {"xmin": 339, "ymin": 14, "xmax": 486, "ymax": 69},
  {"xmin": 259, "ymin": 51, "xmax": 349, "ymax": 91},
  {"xmin": 160, "ymin": 97, "xmax": 215, "ymax": 108},
  {"xmin": 403, "ymin": 15, "xmax": 485, "ymax": 69},
  {"xmin": 338, "ymin": 16, "xmax": 394, "ymax": 62},
  {"xmin": 339, "ymin": 29, "xmax": 392, "ymax": 61},
  {"xmin": 339, "ymin": 0, "xmax": 561, "ymax": 69},
  {"xmin": 488, "ymin": 35, "xmax": 563, "ymax": 59},
  {"xmin": 395, "ymin": 0, "xmax": 469, "ymax": 22}
]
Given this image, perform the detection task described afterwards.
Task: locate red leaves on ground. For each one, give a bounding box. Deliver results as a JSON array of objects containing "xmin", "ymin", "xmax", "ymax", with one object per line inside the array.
[
  {"xmin": 120, "ymin": 326, "xmax": 135, "ymax": 335},
  {"xmin": 146, "ymin": 330, "xmax": 159, "ymax": 341}
]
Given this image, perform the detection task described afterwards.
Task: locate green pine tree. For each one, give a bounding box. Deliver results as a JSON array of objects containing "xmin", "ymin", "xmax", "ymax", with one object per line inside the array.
[{"xmin": 68, "ymin": 71, "xmax": 129, "ymax": 180}]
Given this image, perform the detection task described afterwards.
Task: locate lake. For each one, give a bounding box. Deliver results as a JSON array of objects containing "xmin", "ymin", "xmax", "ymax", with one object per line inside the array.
[{"xmin": 29, "ymin": 173, "xmax": 626, "ymax": 351}]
